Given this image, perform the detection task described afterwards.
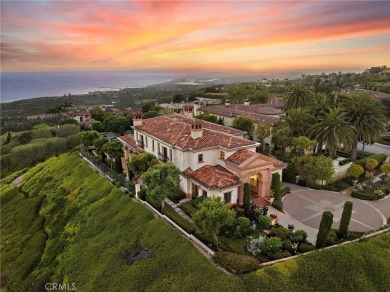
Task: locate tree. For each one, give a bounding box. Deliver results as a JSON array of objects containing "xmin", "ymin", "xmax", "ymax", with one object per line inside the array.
[
  {"xmin": 304, "ymin": 155, "xmax": 334, "ymax": 185},
  {"xmin": 90, "ymin": 107, "xmax": 106, "ymax": 122},
  {"xmin": 79, "ymin": 130, "xmax": 99, "ymax": 148},
  {"xmin": 93, "ymin": 137, "xmax": 109, "ymax": 161},
  {"xmin": 195, "ymin": 112, "xmax": 218, "ymax": 124},
  {"xmin": 141, "ymin": 162, "xmax": 180, "ymax": 209},
  {"xmin": 280, "ymin": 108, "xmax": 313, "ymax": 137},
  {"xmin": 341, "ymin": 93, "xmax": 387, "ymax": 161},
  {"xmin": 338, "ymin": 201, "xmax": 353, "ymax": 238},
  {"xmin": 271, "ymin": 173, "xmax": 282, "ymax": 200},
  {"xmin": 92, "ymin": 121, "xmax": 104, "ymax": 132},
  {"xmin": 243, "ymin": 183, "xmax": 251, "ymax": 208},
  {"xmin": 380, "ymin": 163, "xmax": 390, "ymax": 175},
  {"xmin": 291, "ymin": 136, "xmax": 316, "ymax": 156},
  {"xmin": 55, "ymin": 124, "xmax": 80, "ymax": 138},
  {"xmin": 316, "ymin": 211, "xmax": 334, "ymax": 248},
  {"xmin": 18, "ymin": 131, "xmax": 32, "ymax": 145},
  {"xmin": 271, "ymin": 125, "xmax": 293, "ymax": 152},
  {"xmin": 193, "ymin": 197, "xmax": 235, "ymax": 246},
  {"xmin": 285, "ymin": 80, "xmax": 313, "ymax": 109},
  {"xmin": 309, "ymin": 108, "xmax": 356, "ymax": 157},
  {"xmin": 347, "ymin": 164, "xmax": 364, "ymax": 179},
  {"xmin": 103, "ymin": 140, "xmax": 124, "ymax": 172},
  {"xmin": 232, "ymin": 115, "xmax": 255, "ymax": 137},
  {"xmin": 128, "ymin": 152, "xmax": 159, "ymax": 178},
  {"xmin": 105, "ymin": 116, "xmax": 129, "ymax": 134},
  {"xmin": 255, "ymin": 122, "xmax": 270, "ymax": 152}
]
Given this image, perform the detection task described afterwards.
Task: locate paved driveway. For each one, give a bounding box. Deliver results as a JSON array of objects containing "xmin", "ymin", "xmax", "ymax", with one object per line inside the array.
[{"xmin": 283, "ymin": 183, "xmax": 389, "ymax": 232}]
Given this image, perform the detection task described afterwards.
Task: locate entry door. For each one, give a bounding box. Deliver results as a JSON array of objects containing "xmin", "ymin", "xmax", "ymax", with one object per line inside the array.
[{"xmin": 192, "ymin": 184, "xmax": 199, "ymax": 199}]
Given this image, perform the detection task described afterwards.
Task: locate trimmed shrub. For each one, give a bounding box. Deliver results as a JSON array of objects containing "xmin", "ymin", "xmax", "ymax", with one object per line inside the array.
[
  {"xmin": 338, "ymin": 201, "xmax": 353, "ymax": 237},
  {"xmin": 365, "ymin": 159, "xmax": 379, "ymax": 171},
  {"xmin": 298, "ymin": 243, "xmax": 316, "ymax": 253},
  {"xmin": 282, "ymin": 239, "xmax": 293, "ymax": 253},
  {"xmin": 326, "ymin": 230, "xmax": 338, "ymax": 246},
  {"xmin": 214, "ymin": 252, "xmax": 261, "ymax": 274},
  {"xmin": 316, "ymin": 211, "xmax": 334, "ymax": 248},
  {"xmin": 236, "ymin": 217, "xmax": 252, "ymax": 236},
  {"xmin": 272, "ymin": 199, "xmax": 283, "ymax": 212},
  {"xmin": 293, "ymin": 230, "xmax": 308, "ymax": 243},
  {"xmin": 258, "ymin": 215, "xmax": 271, "ymax": 230},
  {"xmin": 271, "ymin": 226, "xmax": 289, "ymax": 239},
  {"xmin": 271, "ymin": 173, "xmax": 282, "ymax": 200},
  {"xmin": 162, "ymin": 204, "xmax": 195, "ymax": 234},
  {"xmin": 347, "ymin": 164, "xmax": 364, "ymax": 179},
  {"xmin": 179, "ymin": 201, "xmax": 198, "ymax": 217},
  {"xmin": 243, "ymin": 183, "xmax": 251, "ymax": 208},
  {"xmin": 351, "ymin": 190, "xmax": 384, "ymax": 200},
  {"xmin": 380, "ymin": 163, "xmax": 390, "ymax": 175},
  {"xmin": 167, "ymin": 188, "xmax": 186, "ymax": 203},
  {"xmin": 264, "ymin": 237, "xmax": 283, "ymax": 254}
]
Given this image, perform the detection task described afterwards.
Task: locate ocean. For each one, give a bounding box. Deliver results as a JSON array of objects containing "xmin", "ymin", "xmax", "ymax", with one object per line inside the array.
[{"xmin": 0, "ymin": 71, "xmax": 180, "ymax": 103}]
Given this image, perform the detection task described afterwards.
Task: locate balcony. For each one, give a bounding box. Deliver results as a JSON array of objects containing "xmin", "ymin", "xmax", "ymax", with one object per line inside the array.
[
  {"xmin": 136, "ymin": 140, "xmax": 144, "ymax": 148},
  {"xmin": 158, "ymin": 153, "xmax": 168, "ymax": 162}
]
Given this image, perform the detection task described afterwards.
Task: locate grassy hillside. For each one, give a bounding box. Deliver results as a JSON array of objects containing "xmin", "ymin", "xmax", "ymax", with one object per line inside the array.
[
  {"xmin": 1, "ymin": 153, "xmax": 242, "ymax": 291},
  {"xmin": 1, "ymin": 152, "xmax": 389, "ymax": 291}
]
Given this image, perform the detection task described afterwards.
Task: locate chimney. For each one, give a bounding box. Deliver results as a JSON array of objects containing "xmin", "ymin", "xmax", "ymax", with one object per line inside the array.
[
  {"xmin": 225, "ymin": 99, "xmax": 231, "ymax": 106},
  {"xmin": 244, "ymin": 99, "xmax": 250, "ymax": 105},
  {"xmin": 133, "ymin": 112, "xmax": 143, "ymax": 126},
  {"xmin": 192, "ymin": 101, "xmax": 200, "ymax": 116},
  {"xmin": 183, "ymin": 105, "xmax": 194, "ymax": 118},
  {"xmin": 191, "ymin": 121, "xmax": 203, "ymax": 139}
]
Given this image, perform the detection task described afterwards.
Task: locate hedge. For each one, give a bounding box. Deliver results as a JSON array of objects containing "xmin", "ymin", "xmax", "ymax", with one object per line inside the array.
[
  {"xmin": 179, "ymin": 201, "xmax": 198, "ymax": 217},
  {"xmin": 351, "ymin": 190, "xmax": 385, "ymax": 200},
  {"xmin": 213, "ymin": 252, "xmax": 261, "ymax": 274},
  {"xmin": 162, "ymin": 204, "xmax": 196, "ymax": 234}
]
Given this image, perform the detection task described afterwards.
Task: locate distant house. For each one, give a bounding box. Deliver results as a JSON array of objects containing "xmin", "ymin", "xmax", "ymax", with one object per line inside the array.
[
  {"xmin": 64, "ymin": 111, "xmax": 91, "ymax": 124},
  {"xmin": 197, "ymin": 97, "xmax": 285, "ymax": 127},
  {"xmin": 118, "ymin": 113, "xmax": 285, "ymax": 206},
  {"xmin": 111, "ymin": 107, "xmax": 143, "ymax": 116}
]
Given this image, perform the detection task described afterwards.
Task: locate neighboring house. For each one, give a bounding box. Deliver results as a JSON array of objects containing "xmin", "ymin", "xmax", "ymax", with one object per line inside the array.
[
  {"xmin": 64, "ymin": 111, "xmax": 91, "ymax": 124},
  {"xmin": 111, "ymin": 107, "xmax": 143, "ymax": 116},
  {"xmin": 197, "ymin": 97, "xmax": 285, "ymax": 127},
  {"xmin": 27, "ymin": 113, "xmax": 61, "ymax": 120},
  {"xmin": 118, "ymin": 113, "xmax": 285, "ymax": 206}
]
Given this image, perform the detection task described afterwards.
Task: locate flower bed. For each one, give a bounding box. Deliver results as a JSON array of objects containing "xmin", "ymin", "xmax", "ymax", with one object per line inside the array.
[{"xmin": 351, "ymin": 176, "xmax": 390, "ymax": 200}]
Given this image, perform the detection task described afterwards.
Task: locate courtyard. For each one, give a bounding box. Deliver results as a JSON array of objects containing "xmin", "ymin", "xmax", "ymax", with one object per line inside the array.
[{"xmin": 282, "ymin": 183, "xmax": 390, "ymax": 233}]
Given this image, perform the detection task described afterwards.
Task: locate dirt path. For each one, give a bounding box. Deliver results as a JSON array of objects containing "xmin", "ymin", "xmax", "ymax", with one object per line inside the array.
[{"xmin": 10, "ymin": 174, "xmax": 24, "ymax": 187}]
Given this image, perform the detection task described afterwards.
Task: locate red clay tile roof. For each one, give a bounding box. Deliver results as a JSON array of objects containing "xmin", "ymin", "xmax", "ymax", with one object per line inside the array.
[
  {"xmin": 83, "ymin": 119, "xmax": 95, "ymax": 126},
  {"xmin": 226, "ymin": 149, "xmax": 286, "ymax": 170},
  {"xmin": 226, "ymin": 149, "xmax": 256, "ymax": 164},
  {"xmin": 198, "ymin": 103, "xmax": 283, "ymax": 126},
  {"xmin": 117, "ymin": 135, "xmax": 144, "ymax": 153},
  {"xmin": 182, "ymin": 165, "xmax": 240, "ymax": 190},
  {"xmin": 134, "ymin": 114, "xmax": 256, "ymax": 150}
]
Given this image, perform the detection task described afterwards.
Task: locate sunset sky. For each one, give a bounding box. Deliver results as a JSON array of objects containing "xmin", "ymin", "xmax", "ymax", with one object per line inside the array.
[{"xmin": 1, "ymin": 1, "xmax": 389, "ymax": 73}]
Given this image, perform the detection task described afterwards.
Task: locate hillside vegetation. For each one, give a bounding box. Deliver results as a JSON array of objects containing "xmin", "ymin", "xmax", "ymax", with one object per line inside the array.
[{"xmin": 1, "ymin": 153, "xmax": 390, "ymax": 291}]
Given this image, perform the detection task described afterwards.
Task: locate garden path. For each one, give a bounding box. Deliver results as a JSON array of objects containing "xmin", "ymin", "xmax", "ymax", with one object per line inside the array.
[{"xmin": 164, "ymin": 198, "xmax": 193, "ymax": 223}]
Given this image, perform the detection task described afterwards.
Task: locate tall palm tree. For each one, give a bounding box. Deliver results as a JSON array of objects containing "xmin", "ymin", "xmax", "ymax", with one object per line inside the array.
[
  {"xmin": 280, "ymin": 108, "xmax": 314, "ymax": 137},
  {"xmin": 285, "ymin": 80, "xmax": 313, "ymax": 110},
  {"xmin": 341, "ymin": 93, "xmax": 388, "ymax": 161},
  {"xmin": 309, "ymin": 108, "xmax": 356, "ymax": 157}
]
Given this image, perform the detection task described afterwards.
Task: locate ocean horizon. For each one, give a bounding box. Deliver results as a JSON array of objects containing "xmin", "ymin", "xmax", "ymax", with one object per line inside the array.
[{"xmin": 0, "ymin": 71, "xmax": 181, "ymax": 103}]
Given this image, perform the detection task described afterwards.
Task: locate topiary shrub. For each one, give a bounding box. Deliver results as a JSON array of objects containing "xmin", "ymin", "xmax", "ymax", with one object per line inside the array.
[
  {"xmin": 292, "ymin": 230, "xmax": 308, "ymax": 243},
  {"xmin": 348, "ymin": 164, "xmax": 364, "ymax": 179},
  {"xmin": 316, "ymin": 211, "xmax": 334, "ymax": 248},
  {"xmin": 365, "ymin": 158, "xmax": 379, "ymax": 171},
  {"xmin": 326, "ymin": 230, "xmax": 338, "ymax": 246},
  {"xmin": 257, "ymin": 215, "xmax": 271, "ymax": 230},
  {"xmin": 263, "ymin": 237, "xmax": 283, "ymax": 254},
  {"xmin": 282, "ymin": 239, "xmax": 293, "ymax": 253},
  {"xmin": 271, "ymin": 226, "xmax": 289, "ymax": 239},
  {"xmin": 380, "ymin": 163, "xmax": 390, "ymax": 175},
  {"xmin": 271, "ymin": 173, "xmax": 282, "ymax": 200},
  {"xmin": 243, "ymin": 183, "xmax": 251, "ymax": 208},
  {"xmin": 236, "ymin": 216, "xmax": 252, "ymax": 237},
  {"xmin": 213, "ymin": 252, "xmax": 261, "ymax": 274},
  {"xmin": 338, "ymin": 201, "xmax": 353, "ymax": 238}
]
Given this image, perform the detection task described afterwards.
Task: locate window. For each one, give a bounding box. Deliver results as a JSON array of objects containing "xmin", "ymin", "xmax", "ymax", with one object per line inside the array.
[
  {"xmin": 169, "ymin": 149, "xmax": 173, "ymax": 161},
  {"xmin": 145, "ymin": 137, "xmax": 148, "ymax": 147},
  {"xmin": 220, "ymin": 151, "xmax": 225, "ymax": 159},
  {"xmin": 202, "ymin": 190, "xmax": 208, "ymax": 198},
  {"xmin": 152, "ymin": 140, "xmax": 155, "ymax": 152},
  {"xmin": 224, "ymin": 192, "xmax": 231, "ymax": 203},
  {"xmin": 198, "ymin": 154, "xmax": 203, "ymax": 163}
]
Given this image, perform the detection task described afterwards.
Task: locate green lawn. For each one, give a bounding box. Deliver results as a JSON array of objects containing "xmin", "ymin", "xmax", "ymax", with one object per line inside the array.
[{"xmin": 1, "ymin": 152, "xmax": 390, "ymax": 291}]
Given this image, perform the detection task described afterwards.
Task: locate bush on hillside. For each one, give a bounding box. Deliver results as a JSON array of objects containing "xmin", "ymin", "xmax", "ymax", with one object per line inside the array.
[{"xmin": 214, "ymin": 252, "xmax": 261, "ymax": 274}]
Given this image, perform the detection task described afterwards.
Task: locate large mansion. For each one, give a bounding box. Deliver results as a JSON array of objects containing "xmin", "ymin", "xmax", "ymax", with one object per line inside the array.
[{"xmin": 118, "ymin": 113, "xmax": 285, "ymax": 206}]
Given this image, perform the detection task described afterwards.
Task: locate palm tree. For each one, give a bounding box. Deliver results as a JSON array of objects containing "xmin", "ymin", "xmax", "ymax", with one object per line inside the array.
[
  {"xmin": 285, "ymin": 80, "xmax": 313, "ymax": 109},
  {"xmin": 341, "ymin": 93, "xmax": 388, "ymax": 161},
  {"xmin": 280, "ymin": 108, "xmax": 314, "ymax": 137},
  {"xmin": 309, "ymin": 108, "xmax": 356, "ymax": 157}
]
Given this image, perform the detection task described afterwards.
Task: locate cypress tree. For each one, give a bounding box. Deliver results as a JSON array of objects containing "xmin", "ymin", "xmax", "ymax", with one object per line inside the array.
[
  {"xmin": 271, "ymin": 173, "xmax": 282, "ymax": 200},
  {"xmin": 316, "ymin": 211, "xmax": 334, "ymax": 248},
  {"xmin": 338, "ymin": 201, "xmax": 353, "ymax": 238},
  {"xmin": 243, "ymin": 183, "xmax": 251, "ymax": 208}
]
